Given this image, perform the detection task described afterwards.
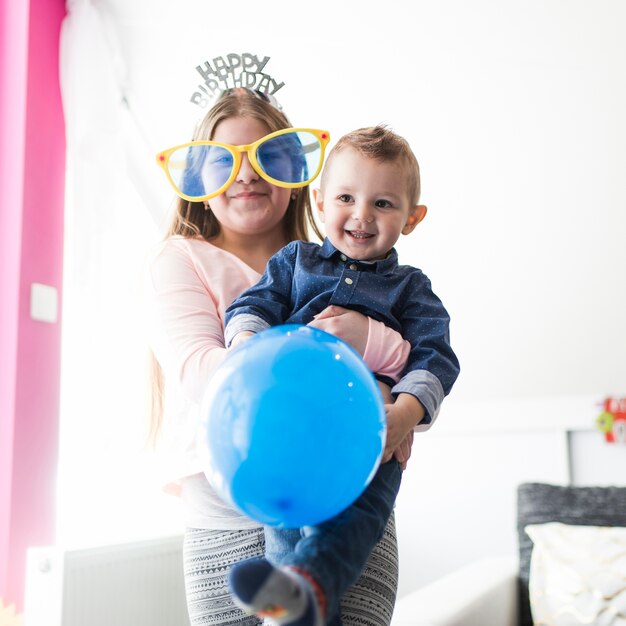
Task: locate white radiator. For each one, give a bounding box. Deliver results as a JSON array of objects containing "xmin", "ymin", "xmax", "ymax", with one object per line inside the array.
[{"xmin": 23, "ymin": 534, "xmax": 190, "ymax": 626}]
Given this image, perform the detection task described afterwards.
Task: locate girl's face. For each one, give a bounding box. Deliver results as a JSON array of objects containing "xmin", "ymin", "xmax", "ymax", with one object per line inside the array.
[{"xmin": 207, "ymin": 116, "xmax": 292, "ymax": 241}]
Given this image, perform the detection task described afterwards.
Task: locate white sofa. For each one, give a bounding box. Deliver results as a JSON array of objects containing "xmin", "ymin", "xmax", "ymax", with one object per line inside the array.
[
  {"xmin": 392, "ymin": 557, "xmax": 519, "ymax": 626},
  {"xmin": 391, "ymin": 482, "xmax": 626, "ymax": 626}
]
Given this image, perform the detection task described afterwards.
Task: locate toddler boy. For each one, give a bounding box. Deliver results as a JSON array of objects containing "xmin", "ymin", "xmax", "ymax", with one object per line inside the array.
[{"xmin": 225, "ymin": 126, "xmax": 460, "ymax": 626}]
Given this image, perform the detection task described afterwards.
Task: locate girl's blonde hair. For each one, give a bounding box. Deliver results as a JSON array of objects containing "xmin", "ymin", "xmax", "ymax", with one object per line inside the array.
[{"xmin": 148, "ymin": 90, "xmax": 322, "ymax": 445}]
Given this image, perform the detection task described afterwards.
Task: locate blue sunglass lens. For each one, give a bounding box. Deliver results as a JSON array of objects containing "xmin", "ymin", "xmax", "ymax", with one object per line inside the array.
[
  {"xmin": 257, "ymin": 132, "xmax": 321, "ymax": 184},
  {"xmin": 168, "ymin": 145, "xmax": 235, "ymax": 199}
]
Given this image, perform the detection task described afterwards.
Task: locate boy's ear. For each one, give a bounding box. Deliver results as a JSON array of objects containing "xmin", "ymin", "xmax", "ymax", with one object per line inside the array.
[
  {"xmin": 313, "ymin": 188, "xmax": 325, "ymax": 223},
  {"xmin": 402, "ymin": 205, "xmax": 427, "ymax": 235}
]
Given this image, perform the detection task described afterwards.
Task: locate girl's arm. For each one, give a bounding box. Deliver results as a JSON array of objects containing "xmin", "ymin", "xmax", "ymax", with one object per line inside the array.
[{"xmin": 146, "ymin": 241, "xmax": 229, "ymax": 405}]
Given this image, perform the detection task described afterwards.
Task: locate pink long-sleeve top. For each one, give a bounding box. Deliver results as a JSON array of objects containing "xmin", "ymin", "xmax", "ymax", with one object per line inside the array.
[{"xmin": 145, "ymin": 236, "xmax": 409, "ymax": 528}]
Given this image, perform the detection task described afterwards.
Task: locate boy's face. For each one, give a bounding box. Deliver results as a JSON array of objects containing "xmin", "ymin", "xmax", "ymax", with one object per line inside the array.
[{"xmin": 314, "ymin": 148, "xmax": 426, "ymax": 261}]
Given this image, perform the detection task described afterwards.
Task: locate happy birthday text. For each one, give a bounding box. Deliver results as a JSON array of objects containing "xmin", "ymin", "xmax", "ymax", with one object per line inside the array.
[{"xmin": 190, "ymin": 53, "xmax": 285, "ymax": 107}]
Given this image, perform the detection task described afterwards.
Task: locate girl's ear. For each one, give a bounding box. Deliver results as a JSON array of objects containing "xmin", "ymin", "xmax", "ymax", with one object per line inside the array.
[
  {"xmin": 313, "ymin": 188, "xmax": 325, "ymax": 222},
  {"xmin": 402, "ymin": 205, "xmax": 427, "ymax": 235}
]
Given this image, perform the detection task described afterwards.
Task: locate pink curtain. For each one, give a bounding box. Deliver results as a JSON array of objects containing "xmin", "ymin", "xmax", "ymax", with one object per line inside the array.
[{"xmin": 0, "ymin": 0, "xmax": 66, "ymax": 611}]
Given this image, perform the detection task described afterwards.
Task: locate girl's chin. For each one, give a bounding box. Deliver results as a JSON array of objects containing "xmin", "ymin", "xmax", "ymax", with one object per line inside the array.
[{"xmin": 238, "ymin": 214, "xmax": 286, "ymax": 235}]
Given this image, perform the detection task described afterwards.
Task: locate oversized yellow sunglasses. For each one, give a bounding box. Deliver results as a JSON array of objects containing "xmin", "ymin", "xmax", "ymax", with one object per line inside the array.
[{"xmin": 156, "ymin": 128, "xmax": 330, "ymax": 202}]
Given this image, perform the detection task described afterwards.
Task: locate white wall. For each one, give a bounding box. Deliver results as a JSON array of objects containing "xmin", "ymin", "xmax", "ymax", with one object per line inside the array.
[
  {"xmin": 109, "ymin": 0, "xmax": 626, "ymax": 404},
  {"xmin": 394, "ymin": 395, "xmax": 626, "ymax": 594},
  {"xmin": 61, "ymin": 0, "xmax": 626, "ymax": 586}
]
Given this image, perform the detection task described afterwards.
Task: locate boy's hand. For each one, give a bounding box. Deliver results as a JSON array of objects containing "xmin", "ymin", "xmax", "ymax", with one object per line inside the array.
[
  {"xmin": 230, "ymin": 331, "xmax": 254, "ymax": 349},
  {"xmin": 308, "ymin": 305, "xmax": 368, "ymax": 356}
]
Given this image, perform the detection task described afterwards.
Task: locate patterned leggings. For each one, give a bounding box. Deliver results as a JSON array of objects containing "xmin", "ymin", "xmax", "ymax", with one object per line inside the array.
[{"xmin": 183, "ymin": 513, "xmax": 398, "ymax": 626}]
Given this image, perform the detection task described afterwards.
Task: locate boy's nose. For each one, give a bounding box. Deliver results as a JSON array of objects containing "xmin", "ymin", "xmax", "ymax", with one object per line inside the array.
[
  {"xmin": 235, "ymin": 154, "xmax": 259, "ymax": 184},
  {"xmin": 352, "ymin": 203, "xmax": 374, "ymax": 223}
]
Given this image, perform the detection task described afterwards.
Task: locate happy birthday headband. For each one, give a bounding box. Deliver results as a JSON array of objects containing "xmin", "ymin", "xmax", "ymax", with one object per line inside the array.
[{"xmin": 190, "ymin": 53, "xmax": 285, "ymax": 110}]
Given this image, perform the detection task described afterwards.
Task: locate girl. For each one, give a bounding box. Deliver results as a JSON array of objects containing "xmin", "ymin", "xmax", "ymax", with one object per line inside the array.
[{"xmin": 146, "ymin": 88, "xmax": 412, "ymax": 626}]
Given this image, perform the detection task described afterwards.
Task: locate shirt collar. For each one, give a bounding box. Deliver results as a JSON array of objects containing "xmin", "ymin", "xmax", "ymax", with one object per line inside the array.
[{"xmin": 319, "ymin": 238, "xmax": 399, "ymax": 273}]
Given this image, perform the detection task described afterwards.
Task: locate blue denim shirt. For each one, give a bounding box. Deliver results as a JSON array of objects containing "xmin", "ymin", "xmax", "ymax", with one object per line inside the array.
[{"xmin": 224, "ymin": 239, "xmax": 460, "ymax": 426}]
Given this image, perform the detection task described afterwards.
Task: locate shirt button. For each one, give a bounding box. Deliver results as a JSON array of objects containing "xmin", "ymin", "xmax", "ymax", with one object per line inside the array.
[
  {"xmin": 345, "ymin": 277, "xmax": 353, "ymax": 285},
  {"xmin": 349, "ymin": 264, "xmax": 357, "ymax": 270},
  {"xmin": 340, "ymin": 254, "xmax": 347, "ymax": 261}
]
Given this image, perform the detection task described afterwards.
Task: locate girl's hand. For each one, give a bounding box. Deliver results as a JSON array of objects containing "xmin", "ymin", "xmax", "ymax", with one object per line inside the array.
[
  {"xmin": 308, "ymin": 305, "xmax": 369, "ymax": 356},
  {"xmin": 393, "ymin": 430, "xmax": 414, "ymax": 471},
  {"xmin": 382, "ymin": 394, "xmax": 424, "ymax": 465},
  {"xmin": 382, "ymin": 404, "xmax": 412, "ymax": 463}
]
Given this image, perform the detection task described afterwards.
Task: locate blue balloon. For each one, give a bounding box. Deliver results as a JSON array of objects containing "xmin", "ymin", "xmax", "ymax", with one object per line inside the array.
[{"xmin": 199, "ymin": 324, "xmax": 386, "ymax": 528}]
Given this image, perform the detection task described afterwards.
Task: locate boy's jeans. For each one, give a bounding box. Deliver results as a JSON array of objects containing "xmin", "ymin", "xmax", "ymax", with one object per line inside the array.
[{"xmin": 264, "ymin": 459, "xmax": 402, "ymax": 626}]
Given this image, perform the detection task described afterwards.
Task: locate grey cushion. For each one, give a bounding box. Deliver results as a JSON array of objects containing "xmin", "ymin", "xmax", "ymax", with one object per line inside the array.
[{"xmin": 517, "ymin": 482, "xmax": 626, "ymax": 626}]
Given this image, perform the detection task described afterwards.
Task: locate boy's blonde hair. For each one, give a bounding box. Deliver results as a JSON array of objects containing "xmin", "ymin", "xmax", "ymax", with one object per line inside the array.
[{"xmin": 321, "ymin": 125, "xmax": 421, "ymax": 204}]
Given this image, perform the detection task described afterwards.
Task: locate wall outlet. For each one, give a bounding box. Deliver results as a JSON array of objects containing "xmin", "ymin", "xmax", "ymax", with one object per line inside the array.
[{"xmin": 30, "ymin": 283, "xmax": 58, "ymax": 323}]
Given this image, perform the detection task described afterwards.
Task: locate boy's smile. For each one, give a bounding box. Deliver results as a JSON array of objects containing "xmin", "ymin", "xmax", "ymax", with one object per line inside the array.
[
  {"xmin": 314, "ymin": 147, "xmax": 425, "ymax": 261},
  {"xmin": 347, "ymin": 230, "xmax": 373, "ymax": 239}
]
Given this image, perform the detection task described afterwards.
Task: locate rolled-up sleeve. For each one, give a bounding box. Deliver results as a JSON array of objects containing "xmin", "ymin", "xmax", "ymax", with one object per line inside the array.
[{"xmin": 391, "ymin": 273, "xmax": 460, "ymax": 429}]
